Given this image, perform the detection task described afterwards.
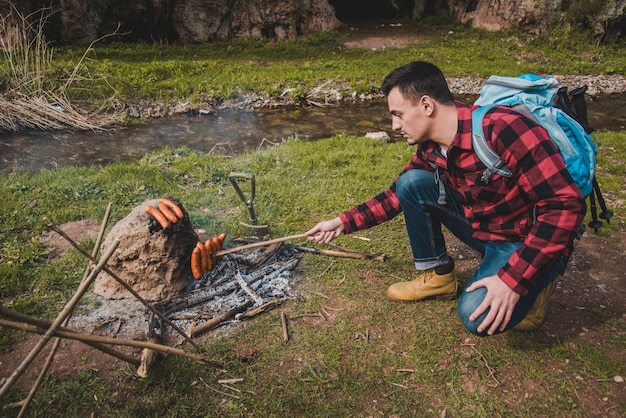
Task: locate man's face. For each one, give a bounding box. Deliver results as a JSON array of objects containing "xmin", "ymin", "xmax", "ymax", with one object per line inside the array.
[{"xmin": 387, "ymin": 87, "xmax": 430, "ymax": 146}]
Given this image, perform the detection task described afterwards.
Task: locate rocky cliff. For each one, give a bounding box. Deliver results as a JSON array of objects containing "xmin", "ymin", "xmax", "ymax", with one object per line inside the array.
[{"xmin": 2, "ymin": 0, "xmax": 624, "ymax": 44}]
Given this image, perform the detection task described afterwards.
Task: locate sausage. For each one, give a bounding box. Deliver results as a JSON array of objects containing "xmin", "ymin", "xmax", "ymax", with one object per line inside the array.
[
  {"xmin": 190, "ymin": 246, "xmax": 203, "ymax": 279},
  {"xmin": 204, "ymin": 239, "xmax": 215, "ymax": 261},
  {"xmin": 158, "ymin": 202, "xmax": 179, "ymax": 223},
  {"xmin": 211, "ymin": 236, "xmax": 222, "ymax": 262},
  {"xmin": 212, "ymin": 236, "xmax": 221, "ymax": 252},
  {"xmin": 216, "ymin": 233, "xmax": 226, "ymax": 248},
  {"xmin": 204, "ymin": 238, "xmax": 218, "ymax": 265},
  {"xmin": 145, "ymin": 205, "xmax": 170, "ymax": 229},
  {"xmin": 198, "ymin": 238, "xmax": 213, "ymax": 270},
  {"xmin": 197, "ymin": 242, "xmax": 207, "ymax": 273},
  {"xmin": 159, "ymin": 198, "xmax": 184, "ymax": 220}
]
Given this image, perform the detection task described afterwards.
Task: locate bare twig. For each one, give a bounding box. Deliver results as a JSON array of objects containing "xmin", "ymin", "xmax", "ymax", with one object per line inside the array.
[
  {"xmin": 240, "ymin": 299, "xmax": 282, "ymax": 319},
  {"xmin": 0, "ymin": 306, "xmax": 139, "ymax": 367},
  {"xmin": 281, "ymin": 310, "xmax": 289, "ymax": 343},
  {"xmin": 462, "ymin": 343, "xmax": 501, "ymax": 387},
  {"xmin": 218, "ymin": 378, "xmax": 244, "ymax": 385},
  {"xmin": 199, "ymin": 378, "xmax": 240, "ymax": 399},
  {"xmin": 290, "ymin": 313, "xmax": 324, "ymax": 320},
  {"xmin": 296, "ymin": 246, "xmax": 386, "ymax": 261},
  {"xmin": 317, "ymin": 261, "xmax": 335, "ymax": 279},
  {"xmin": 18, "ymin": 201, "xmax": 114, "ymax": 417}
]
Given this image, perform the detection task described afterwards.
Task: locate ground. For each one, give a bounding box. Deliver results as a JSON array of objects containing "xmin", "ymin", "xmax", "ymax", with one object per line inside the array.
[
  {"xmin": 2, "ymin": 219, "xmax": 624, "ymax": 411},
  {"xmin": 338, "ymin": 21, "xmax": 435, "ymax": 50}
]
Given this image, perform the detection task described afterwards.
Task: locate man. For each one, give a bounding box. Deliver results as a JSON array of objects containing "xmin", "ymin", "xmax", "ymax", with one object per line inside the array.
[{"xmin": 306, "ymin": 61, "xmax": 585, "ymax": 336}]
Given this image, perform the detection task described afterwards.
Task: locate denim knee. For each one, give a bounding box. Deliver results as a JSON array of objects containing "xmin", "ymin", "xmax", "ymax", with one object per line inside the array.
[
  {"xmin": 396, "ymin": 169, "xmax": 437, "ymax": 204},
  {"xmin": 457, "ymin": 286, "xmax": 488, "ymax": 336}
]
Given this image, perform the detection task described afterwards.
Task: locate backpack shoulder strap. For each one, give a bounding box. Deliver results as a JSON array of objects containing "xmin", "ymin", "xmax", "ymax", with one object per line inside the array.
[{"xmin": 471, "ymin": 105, "xmax": 512, "ymax": 183}]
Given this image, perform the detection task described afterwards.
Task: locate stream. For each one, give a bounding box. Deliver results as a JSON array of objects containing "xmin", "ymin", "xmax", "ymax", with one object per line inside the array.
[{"xmin": 1, "ymin": 95, "xmax": 625, "ymax": 172}]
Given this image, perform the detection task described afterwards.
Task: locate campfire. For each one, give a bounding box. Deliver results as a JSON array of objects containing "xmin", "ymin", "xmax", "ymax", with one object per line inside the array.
[{"xmin": 0, "ymin": 199, "xmax": 385, "ymax": 415}]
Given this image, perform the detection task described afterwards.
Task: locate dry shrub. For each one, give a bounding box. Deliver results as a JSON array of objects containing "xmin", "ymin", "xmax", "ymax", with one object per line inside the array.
[{"xmin": 0, "ymin": 3, "xmax": 122, "ymax": 132}]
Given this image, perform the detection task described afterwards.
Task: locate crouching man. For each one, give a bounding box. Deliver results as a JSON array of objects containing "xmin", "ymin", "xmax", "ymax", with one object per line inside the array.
[{"xmin": 306, "ymin": 61, "xmax": 585, "ymax": 336}]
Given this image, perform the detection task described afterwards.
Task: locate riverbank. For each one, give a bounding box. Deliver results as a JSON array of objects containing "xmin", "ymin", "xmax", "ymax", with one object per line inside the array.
[{"xmin": 128, "ymin": 74, "xmax": 626, "ymax": 119}]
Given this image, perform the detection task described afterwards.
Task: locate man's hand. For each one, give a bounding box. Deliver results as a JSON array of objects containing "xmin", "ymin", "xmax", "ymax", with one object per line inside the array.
[
  {"xmin": 306, "ymin": 217, "xmax": 344, "ymax": 244},
  {"xmin": 466, "ymin": 275, "xmax": 520, "ymax": 335}
]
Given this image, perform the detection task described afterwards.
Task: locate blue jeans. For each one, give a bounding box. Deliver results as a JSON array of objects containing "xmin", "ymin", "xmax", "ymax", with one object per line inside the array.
[{"xmin": 396, "ymin": 169, "xmax": 567, "ymax": 336}]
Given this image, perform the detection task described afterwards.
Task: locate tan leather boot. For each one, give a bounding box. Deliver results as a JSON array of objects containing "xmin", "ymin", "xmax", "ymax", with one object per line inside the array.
[
  {"xmin": 512, "ymin": 279, "xmax": 558, "ymax": 332},
  {"xmin": 386, "ymin": 269, "xmax": 457, "ymax": 302}
]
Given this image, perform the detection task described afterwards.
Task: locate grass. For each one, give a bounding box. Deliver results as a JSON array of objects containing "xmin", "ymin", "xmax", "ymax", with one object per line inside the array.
[
  {"xmin": 1, "ymin": 133, "xmax": 625, "ymax": 416},
  {"xmin": 34, "ymin": 25, "xmax": 626, "ymax": 107},
  {"xmin": 0, "ymin": 24, "xmax": 625, "ymax": 417}
]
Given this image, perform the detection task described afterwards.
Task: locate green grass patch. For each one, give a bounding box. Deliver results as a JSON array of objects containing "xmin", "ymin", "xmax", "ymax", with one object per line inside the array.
[
  {"xmin": 1, "ymin": 131, "xmax": 625, "ymax": 416},
  {"xmin": 10, "ymin": 26, "xmax": 623, "ymax": 107}
]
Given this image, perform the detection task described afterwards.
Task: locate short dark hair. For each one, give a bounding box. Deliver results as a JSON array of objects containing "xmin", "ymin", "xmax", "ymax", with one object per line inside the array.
[{"xmin": 381, "ymin": 61, "xmax": 455, "ymax": 105}]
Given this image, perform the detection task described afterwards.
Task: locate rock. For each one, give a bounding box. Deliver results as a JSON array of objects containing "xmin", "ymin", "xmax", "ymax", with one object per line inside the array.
[
  {"xmin": 93, "ymin": 199, "xmax": 199, "ymax": 302},
  {"xmin": 4, "ymin": 1, "xmax": 624, "ymax": 45},
  {"xmin": 365, "ymin": 131, "xmax": 391, "ymax": 142},
  {"xmin": 28, "ymin": 0, "xmax": 341, "ymax": 45}
]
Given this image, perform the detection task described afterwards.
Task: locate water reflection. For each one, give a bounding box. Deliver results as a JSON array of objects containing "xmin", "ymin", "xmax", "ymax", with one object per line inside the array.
[{"xmin": 1, "ymin": 95, "xmax": 625, "ymax": 172}]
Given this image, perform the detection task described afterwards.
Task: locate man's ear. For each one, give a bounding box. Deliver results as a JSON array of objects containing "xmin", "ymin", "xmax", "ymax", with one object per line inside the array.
[{"xmin": 419, "ymin": 95, "xmax": 435, "ymax": 116}]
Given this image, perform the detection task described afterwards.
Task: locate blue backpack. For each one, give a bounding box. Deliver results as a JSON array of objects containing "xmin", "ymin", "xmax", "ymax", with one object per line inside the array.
[{"xmin": 472, "ymin": 73, "xmax": 612, "ymax": 232}]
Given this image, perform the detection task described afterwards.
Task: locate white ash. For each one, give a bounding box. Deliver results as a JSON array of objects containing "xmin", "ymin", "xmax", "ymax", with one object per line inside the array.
[{"xmin": 69, "ymin": 244, "xmax": 302, "ymax": 341}]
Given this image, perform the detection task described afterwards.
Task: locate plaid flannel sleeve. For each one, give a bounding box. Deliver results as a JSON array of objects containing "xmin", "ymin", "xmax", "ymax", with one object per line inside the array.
[{"xmin": 339, "ymin": 150, "xmax": 433, "ymax": 233}]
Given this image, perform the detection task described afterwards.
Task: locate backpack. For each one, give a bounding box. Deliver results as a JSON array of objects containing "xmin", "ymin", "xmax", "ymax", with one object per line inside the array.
[{"xmin": 472, "ymin": 73, "xmax": 612, "ymax": 232}]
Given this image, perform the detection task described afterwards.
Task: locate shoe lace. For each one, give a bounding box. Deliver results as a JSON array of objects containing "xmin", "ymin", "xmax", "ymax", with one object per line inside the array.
[{"xmin": 415, "ymin": 269, "xmax": 436, "ymax": 285}]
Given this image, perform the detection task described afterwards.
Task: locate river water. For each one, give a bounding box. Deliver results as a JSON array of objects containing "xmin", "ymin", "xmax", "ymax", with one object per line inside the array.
[{"xmin": 1, "ymin": 95, "xmax": 625, "ymax": 172}]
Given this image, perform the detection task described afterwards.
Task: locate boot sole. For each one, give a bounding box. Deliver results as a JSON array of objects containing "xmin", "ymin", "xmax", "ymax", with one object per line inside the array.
[{"xmin": 386, "ymin": 291, "xmax": 457, "ymax": 302}]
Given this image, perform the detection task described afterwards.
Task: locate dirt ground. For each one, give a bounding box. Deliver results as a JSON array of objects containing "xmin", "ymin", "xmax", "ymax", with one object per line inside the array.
[{"xmin": 339, "ymin": 21, "xmax": 435, "ymax": 50}]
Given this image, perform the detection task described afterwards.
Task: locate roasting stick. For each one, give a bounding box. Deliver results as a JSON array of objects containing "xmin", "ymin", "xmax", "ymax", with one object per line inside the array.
[
  {"xmin": 213, "ymin": 233, "xmax": 387, "ymax": 262},
  {"xmin": 214, "ymin": 233, "xmax": 309, "ymax": 256}
]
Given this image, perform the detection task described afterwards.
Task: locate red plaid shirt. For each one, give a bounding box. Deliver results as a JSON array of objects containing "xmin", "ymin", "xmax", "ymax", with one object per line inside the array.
[{"xmin": 339, "ymin": 101, "xmax": 585, "ymax": 295}]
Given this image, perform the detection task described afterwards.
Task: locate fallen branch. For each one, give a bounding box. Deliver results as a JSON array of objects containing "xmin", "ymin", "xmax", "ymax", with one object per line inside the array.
[
  {"xmin": 199, "ymin": 377, "xmax": 240, "ymax": 399},
  {"xmin": 295, "ymin": 246, "xmax": 386, "ymax": 261},
  {"xmin": 18, "ymin": 202, "xmax": 113, "ymax": 417},
  {"xmin": 0, "ymin": 305, "xmax": 139, "ymax": 367},
  {"xmin": 240, "ymin": 299, "xmax": 282, "ymax": 319},
  {"xmin": 189, "ymin": 302, "xmax": 252, "ymax": 337},
  {"xmin": 281, "ymin": 310, "xmax": 289, "ymax": 343},
  {"xmin": 0, "ymin": 318, "xmax": 221, "ymax": 367}
]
